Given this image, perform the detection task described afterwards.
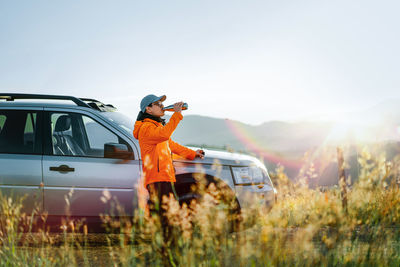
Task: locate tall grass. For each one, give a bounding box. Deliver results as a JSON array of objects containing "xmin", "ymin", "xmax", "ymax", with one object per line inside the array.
[{"xmin": 1, "ymin": 147, "xmax": 400, "ymax": 266}]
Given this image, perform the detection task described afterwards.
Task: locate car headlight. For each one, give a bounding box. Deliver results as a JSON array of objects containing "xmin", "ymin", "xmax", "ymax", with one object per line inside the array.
[{"xmin": 232, "ymin": 166, "xmax": 272, "ymax": 186}]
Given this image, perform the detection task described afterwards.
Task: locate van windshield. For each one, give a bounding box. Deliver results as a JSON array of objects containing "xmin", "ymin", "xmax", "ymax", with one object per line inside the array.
[{"xmin": 102, "ymin": 112, "xmax": 134, "ymax": 134}]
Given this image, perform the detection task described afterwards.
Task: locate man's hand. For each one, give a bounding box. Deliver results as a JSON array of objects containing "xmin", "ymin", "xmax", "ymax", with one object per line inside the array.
[
  {"xmin": 195, "ymin": 149, "xmax": 205, "ymax": 159},
  {"xmin": 174, "ymin": 102, "xmax": 184, "ymax": 113}
]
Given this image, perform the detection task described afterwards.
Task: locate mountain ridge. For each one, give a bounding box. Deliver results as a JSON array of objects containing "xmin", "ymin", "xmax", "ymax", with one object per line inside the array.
[{"xmin": 165, "ymin": 99, "xmax": 400, "ymax": 185}]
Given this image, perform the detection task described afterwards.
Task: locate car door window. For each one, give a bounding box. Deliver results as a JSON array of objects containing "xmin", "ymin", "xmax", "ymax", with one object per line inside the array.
[
  {"xmin": 0, "ymin": 115, "xmax": 5, "ymax": 131},
  {"xmin": 49, "ymin": 112, "xmax": 131, "ymax": 158},
  {"xmin": 0, "ymin": 110, "xmax": 41, "ymax": 154},
  {"xmin": 82, "ymin": 116, "xmax": 118, "ymax": 150}
]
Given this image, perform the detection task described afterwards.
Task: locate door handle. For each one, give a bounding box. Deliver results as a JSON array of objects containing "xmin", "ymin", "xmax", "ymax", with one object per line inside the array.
[{"xmin": 49, "ymin": 165, "xmax": 75, "ymax": 172}]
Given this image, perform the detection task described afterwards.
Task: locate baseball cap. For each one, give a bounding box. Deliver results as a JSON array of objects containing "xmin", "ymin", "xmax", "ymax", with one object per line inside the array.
[{"xmin": 140, "ymin": 94, "xmax": 166, "ymax": 112}]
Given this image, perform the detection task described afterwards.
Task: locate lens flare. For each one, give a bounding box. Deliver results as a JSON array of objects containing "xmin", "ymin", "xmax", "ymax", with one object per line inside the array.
[{"xmin": 224, "ymin": 119, "xmax": 302, "ymax": 169}]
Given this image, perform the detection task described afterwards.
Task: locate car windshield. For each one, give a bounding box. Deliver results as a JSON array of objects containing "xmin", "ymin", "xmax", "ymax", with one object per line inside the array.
[{"xmin": 102, "ymin": 111, "xmax": 134, "ymax": 134}]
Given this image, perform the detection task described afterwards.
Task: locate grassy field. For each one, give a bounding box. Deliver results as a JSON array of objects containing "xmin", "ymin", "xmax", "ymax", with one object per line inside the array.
[{"xmin": 1, "ymin": 146, "xmax": 400, "ymax": 266}]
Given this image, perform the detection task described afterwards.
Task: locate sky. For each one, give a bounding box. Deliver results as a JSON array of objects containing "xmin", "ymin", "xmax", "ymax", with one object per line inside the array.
[{"xmin": 0, "ymin": 0, "xmax": 399, "ymax": 125}]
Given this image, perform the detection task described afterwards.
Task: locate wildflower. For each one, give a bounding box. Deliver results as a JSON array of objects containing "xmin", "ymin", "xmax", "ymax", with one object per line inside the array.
[{"xmin": 101, "ymin": 189, "xmax": 112, "ymax": 203}]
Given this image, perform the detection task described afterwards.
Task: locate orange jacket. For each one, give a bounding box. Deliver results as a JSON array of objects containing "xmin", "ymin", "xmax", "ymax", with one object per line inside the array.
[{"xmin": 133, "ymin": 112, "xmax": 196, "ymax": 188}]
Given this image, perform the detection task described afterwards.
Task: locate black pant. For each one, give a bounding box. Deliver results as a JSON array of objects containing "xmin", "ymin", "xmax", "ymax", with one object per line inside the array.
[
  {"xmin": 146, "ymin": 182, "xmax": 177, "ymax": 244},
  {"xmin": 147, "ymin": 182, "xmax": 177, "ymax": 212}
]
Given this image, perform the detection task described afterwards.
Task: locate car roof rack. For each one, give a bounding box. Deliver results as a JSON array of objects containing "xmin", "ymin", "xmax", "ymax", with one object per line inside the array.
[
  {"xmin": 0, "ymin": 93, "xmax": 117, "ymax": 112},
  {"xmin": 79, "ymin": 98, "xmax": 117, "ymax": 112},
  {"xmin": 0, "ymin": 93, "xmax": 91, "ymax": 108}
]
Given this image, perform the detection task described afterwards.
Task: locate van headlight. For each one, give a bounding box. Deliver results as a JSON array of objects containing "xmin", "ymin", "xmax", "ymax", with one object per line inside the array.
[{"xmin": 232, "ymin": 166, "xmax": 272, "ymax": 186}]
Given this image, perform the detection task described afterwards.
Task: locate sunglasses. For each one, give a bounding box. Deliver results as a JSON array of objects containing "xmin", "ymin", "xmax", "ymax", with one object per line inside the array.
[{"xmin": 149, "ymin": 101, "xmax": 163, "ymax": 107}]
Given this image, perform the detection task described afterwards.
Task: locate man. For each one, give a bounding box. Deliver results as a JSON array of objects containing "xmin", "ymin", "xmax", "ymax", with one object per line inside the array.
[{"xmin": 133, "ymin": 94, "xmax": 204, "ymax": 222}]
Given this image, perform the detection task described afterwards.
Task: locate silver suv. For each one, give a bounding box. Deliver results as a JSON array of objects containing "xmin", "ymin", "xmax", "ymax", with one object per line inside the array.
[{"xmin": 0, "ymin": 94, "xmax": 276, "ymax": 227}]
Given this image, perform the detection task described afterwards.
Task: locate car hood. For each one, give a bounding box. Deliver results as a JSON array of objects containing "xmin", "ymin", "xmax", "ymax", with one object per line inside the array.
[{"xmin": 173, "ymin": 147, "xmax": 265, "ymax": 167}]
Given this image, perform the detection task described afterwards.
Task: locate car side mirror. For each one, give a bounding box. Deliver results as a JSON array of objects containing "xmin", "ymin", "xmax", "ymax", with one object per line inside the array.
[{"xmin": 104, "ymin": 143, "xmax": 133, "ymax": 160}]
